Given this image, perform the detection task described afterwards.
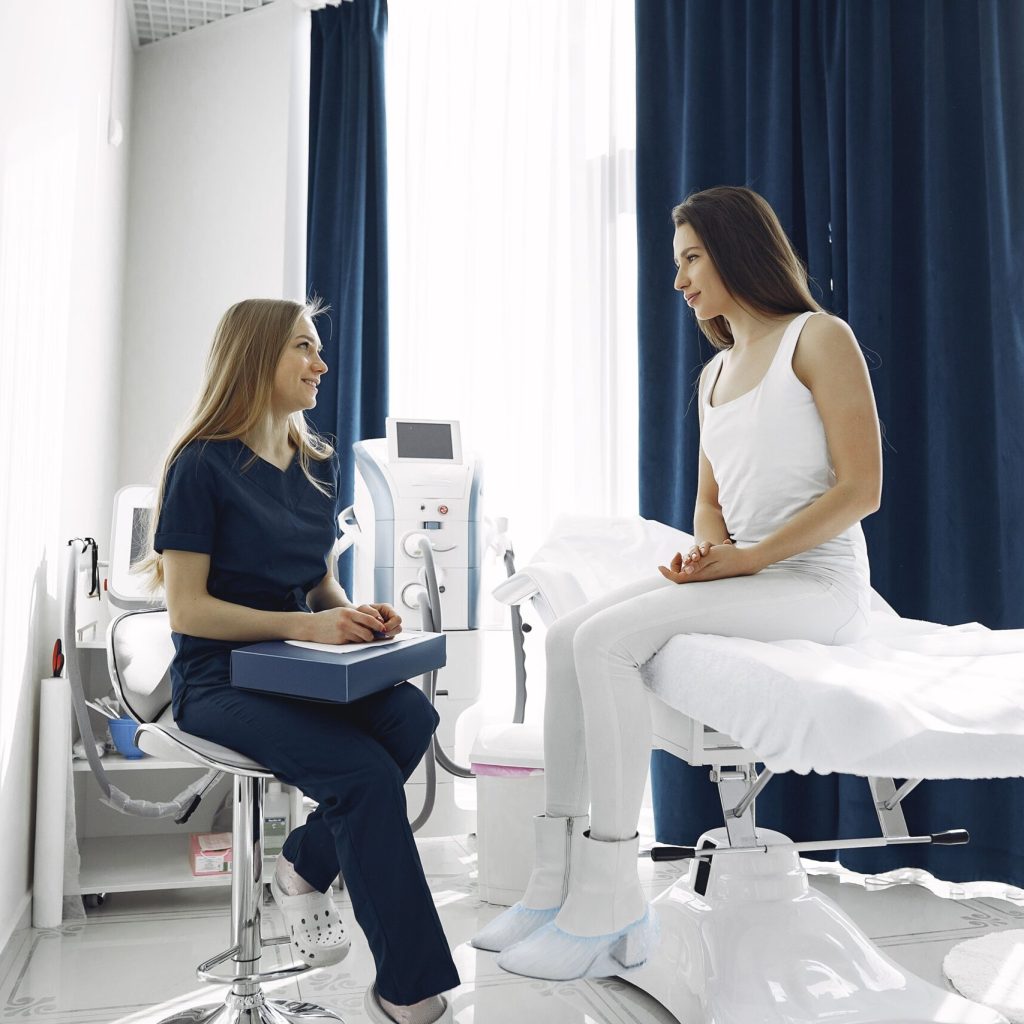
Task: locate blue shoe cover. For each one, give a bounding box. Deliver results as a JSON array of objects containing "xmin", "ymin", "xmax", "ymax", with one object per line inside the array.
[
  {"xmin": 471, "ymin": 902, "xmax": 559, "ymax": 953},
  {"xmin": 496, "ymin": 910, "xmax": 658, "ymax": 980}
]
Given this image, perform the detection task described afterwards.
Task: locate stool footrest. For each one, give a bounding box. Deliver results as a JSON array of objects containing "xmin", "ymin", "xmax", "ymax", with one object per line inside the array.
[{"xmin": 196, "ymin": 942, "xmax": 312, "ymax": 986}]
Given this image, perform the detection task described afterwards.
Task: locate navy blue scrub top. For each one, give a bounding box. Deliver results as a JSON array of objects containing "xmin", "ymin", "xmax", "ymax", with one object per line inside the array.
[{"xmin": 154, "ymin": 438, "xmax": 342, "ymax": 716}]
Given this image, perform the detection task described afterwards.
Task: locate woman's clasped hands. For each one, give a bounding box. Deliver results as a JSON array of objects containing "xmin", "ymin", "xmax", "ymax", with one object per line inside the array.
[
  {"xmin": 658, "ymin": 539, "xmax": 761, "ymax": 584},
  {"xmin": 306, "ymin": 603, "xmax": 403, "ymax": 645}
]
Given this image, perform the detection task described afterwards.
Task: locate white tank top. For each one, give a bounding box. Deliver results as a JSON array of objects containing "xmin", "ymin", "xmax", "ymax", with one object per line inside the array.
[{"xmin": 700, "ymin": 311, "xmax": 871, "ymax": 604}]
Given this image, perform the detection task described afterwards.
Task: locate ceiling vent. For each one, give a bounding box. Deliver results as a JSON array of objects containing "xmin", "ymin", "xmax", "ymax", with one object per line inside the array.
[{"xmin": 128, "ymin": 0, "xmax": 278, "ymax": 47}]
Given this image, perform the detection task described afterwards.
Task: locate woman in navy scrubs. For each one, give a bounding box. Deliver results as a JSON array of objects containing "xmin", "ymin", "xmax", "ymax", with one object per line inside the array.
[{"xmin": 148, "ymin": 299, "xmax": 458, "ymax": 1024}]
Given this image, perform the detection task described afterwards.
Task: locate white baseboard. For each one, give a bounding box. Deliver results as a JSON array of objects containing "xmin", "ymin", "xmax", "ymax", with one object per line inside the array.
[{"xmin": 0, "ymin": 891, "xmax": 33, "ymax": 960}]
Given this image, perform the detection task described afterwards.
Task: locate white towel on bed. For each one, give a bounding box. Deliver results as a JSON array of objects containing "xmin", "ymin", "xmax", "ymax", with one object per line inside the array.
[{"xmin": 642, "ymin": 612, "xmax": 1024, "ymax": 779}]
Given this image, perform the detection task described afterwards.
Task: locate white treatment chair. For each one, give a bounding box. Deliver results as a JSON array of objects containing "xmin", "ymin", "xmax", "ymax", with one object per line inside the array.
[
  {"xmin": 107, "ymin": 608, "xmax": 344, "ymax": 1024},
  {"xmin": 493, "ymin": 516, "xmax": 1011, "ymax": 1024}
]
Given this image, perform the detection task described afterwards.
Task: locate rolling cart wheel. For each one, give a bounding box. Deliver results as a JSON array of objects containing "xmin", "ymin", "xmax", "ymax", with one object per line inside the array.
[{"xmin": 83, "ymin": 893, "xmax": 106, "ymax": 909}]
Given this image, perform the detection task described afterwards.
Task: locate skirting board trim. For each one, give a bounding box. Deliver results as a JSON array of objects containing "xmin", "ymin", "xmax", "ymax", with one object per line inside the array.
[{"xmin": 0, "ymin": 891, "xmax": 33, "ymax": 960}]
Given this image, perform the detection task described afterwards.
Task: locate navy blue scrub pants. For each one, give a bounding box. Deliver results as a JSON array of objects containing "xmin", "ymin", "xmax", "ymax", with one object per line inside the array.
[{"xmin": 176, "ymin": 680, "xmax": 461, "ymax": 1005}]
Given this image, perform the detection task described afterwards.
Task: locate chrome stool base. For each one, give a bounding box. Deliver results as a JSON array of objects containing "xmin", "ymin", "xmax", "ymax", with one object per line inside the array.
[
  {"xmin": 153, "ymin": 776, "xmax": 347, "ymax": 1024},
  {"xmin": 155, "ymin": 994, "xmax": 344, "ymax": 1024}
]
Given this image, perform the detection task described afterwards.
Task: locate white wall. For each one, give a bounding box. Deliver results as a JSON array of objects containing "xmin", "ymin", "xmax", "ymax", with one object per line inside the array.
[
  {"xmin": 0, "ymin": 0, "xmax": 134, "ymax": 953},
  {"xmin": 119, "ymin": 1, "xmax": 310, "ymax": 486},
  {"xmin": 0, "ymin": 0, "xmax": 308, "ymax": 954}
]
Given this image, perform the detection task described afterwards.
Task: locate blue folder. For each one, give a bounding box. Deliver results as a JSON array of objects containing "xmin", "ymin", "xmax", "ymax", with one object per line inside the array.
[{"xmin": 230, "ymin": 631, "xmax": 446, "ymax": 704}]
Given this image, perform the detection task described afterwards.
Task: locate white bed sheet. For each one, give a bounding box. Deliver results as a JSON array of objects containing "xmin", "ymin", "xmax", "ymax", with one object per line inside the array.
[{"xmin": 642, "ymin": 612, "xmax": 1024, "ymax": 780}]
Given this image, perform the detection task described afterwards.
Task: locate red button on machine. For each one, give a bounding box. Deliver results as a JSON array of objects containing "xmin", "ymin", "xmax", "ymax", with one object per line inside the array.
[{"xmin": 438, "ymin": 505, "xmax": 449, "ymax": 515}]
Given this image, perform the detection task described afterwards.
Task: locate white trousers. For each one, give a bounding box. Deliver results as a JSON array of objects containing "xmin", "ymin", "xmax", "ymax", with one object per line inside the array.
[{"xmin": 543, "ymin": 565, "xmax": 869, "ymax": 841}]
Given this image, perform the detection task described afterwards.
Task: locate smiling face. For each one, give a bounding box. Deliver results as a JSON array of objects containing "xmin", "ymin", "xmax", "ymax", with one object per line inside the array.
[
  {"xmin": 673, "ymin": 222, "xmax": 732, "ymax": 321},
  {"xmin": 271, "ymin": 314, "xmax": 327, "ymax": 415}
]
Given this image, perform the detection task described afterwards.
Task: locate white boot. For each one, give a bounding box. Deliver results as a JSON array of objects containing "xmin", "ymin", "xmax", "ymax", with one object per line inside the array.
[
  {"xmin": 497, "ymin": 831, "xmax": 654, "ymax": 980},
  {"xmin": 471, "ymin": 813, "xmax": 588, "ymax": 953}
]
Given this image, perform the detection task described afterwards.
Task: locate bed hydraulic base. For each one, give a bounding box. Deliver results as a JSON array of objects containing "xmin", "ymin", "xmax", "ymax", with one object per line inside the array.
[{"xmin": 623, "ymin": 767, "xmax": 1007, "ymax": 1023}]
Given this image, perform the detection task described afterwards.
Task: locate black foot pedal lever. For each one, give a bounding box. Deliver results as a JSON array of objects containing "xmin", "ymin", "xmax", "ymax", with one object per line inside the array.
[{"xmin": 649, "ymin": 828, "xmax": 970, "ymax": 862}]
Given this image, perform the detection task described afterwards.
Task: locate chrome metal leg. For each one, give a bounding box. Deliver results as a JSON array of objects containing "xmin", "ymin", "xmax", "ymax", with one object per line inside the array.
[
  {"xmin": 868, "ymin": 776, "xmax": 913, "ymax": 837},
  {"xmin": 153, "ymin": 773, "xmax": 345, "ymax": 1024},
  {"xmin": 232, "ymin": 775, "xmax": 263, "ymax": 998},
  {"xmin": 713, "ymin": 766, "xmax": 759, "ymax": 846}
]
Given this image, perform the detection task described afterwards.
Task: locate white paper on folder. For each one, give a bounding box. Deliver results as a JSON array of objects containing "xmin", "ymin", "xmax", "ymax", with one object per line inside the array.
[{"xmin": 285, "ymin": 631, "xmax": 428, "ymax": 655}]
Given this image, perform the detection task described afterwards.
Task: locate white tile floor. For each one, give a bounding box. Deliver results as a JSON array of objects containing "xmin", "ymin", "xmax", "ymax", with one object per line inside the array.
[{"xmin": 5, "ymin": 832, "xmax": 1024, "ymax": 1024}]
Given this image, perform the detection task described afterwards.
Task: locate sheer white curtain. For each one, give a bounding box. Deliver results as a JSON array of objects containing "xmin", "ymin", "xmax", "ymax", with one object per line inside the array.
[{"xmin": 386, "ymin": 0, "xmax": 638, "ymax": 569}]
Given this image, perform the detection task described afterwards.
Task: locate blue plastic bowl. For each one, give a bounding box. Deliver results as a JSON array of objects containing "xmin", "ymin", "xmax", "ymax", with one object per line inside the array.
[{"xmin": 109, "ymin": 717, "xmax": 145, "ymax": 759}]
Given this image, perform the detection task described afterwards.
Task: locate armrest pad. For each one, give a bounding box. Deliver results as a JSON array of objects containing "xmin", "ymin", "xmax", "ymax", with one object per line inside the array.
[{"xmin": 492, "ymin": 562, "xmax": 590, "ymax": 623}]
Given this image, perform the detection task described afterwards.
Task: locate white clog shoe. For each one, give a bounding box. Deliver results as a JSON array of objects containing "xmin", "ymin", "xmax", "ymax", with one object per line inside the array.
[{"xmin": 270, "ymin": 872, "xmax": 351, "ymax": 967}]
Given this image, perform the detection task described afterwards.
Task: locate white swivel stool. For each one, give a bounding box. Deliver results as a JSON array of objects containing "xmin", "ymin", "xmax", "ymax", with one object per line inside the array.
[{"xmin": 109, "ymin": 608, "xmax": 344, "ymax": 1024}]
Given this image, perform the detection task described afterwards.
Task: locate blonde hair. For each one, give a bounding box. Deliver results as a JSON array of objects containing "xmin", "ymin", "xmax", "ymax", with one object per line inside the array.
[{"xmin": 142, "ymin": 297, "xmax": 332, "ymax": 591}]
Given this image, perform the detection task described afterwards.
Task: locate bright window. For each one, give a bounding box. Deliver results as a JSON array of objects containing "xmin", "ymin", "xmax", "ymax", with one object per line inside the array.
[{"xmin": 386, "ymin": 0, "xmax": 639, "ymax": 569}]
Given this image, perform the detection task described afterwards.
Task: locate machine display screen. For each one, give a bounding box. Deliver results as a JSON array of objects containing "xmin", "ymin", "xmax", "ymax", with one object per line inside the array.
[
  {"xmin": 395, "ymin": 422, "xmax": 455, "ymax": 460},
  {"xmin": 130, "ymin": 508, "xmax": 151, "ymax": 569},
  {"xmin": 108, "ymin": 484, "xmax": 159, "ymax": 604}
]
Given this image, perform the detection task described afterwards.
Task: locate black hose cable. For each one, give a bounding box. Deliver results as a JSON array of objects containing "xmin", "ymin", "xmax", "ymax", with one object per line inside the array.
[{"xmin": 63, "ymin": 540, "xmax": 222, "ymax": 818}]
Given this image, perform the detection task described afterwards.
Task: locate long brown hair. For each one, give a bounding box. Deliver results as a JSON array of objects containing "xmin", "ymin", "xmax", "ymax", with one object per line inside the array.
[
  {"xmin": 672, "ymin": 186, "xmax": 822, "ymax": 350},
  {"xmin": 142, "ymin": 297, "xmax": 332, "ymax": 590}
]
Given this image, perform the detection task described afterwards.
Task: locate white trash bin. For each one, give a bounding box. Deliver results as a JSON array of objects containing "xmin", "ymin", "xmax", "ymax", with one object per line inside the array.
[{"xmin": 470, "ymin": 722, "xmax": 546, "ymax": 906}]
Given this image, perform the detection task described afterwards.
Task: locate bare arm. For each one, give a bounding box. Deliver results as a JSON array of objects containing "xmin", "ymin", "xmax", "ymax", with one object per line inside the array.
[
  {"xmin": 693, "ymin": 360, "xmax": 732, "ymax": 546},
  {"xmin": 306, "ymin": 556, "xmax": 404, "ymax": 636},
  {"xmin": 163, "ymin": 550, "xmax": 384, "ymax": 644},
  {"xmin": 745, "ymin": 314, "xmax": 881, "ymax": 571},
  {"xmin": 660, "ymin": 363, "xmax": 732, "ymax": 580},
  {"xmin": 305, "ymin": 563, "xmax": 355, "ymax": 612}
]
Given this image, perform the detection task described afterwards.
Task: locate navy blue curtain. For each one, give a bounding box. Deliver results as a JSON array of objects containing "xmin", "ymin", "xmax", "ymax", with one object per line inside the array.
[
  {"xmin": 307, "ymin": 0, "xmax": 389, "ymax": 593},
  {"xmin": 638, "ymin": 1, "xmax": 1024, "ymax": 885}
]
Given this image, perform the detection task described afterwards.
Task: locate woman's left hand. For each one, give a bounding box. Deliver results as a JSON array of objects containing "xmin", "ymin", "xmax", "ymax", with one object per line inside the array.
[
  {"xmin": 357, "ymin": 603, "xmax": 402, "ymax": 636},
  {"xmin": 658, "ymin": 544, "xmax": 762, "ymax": 584}
]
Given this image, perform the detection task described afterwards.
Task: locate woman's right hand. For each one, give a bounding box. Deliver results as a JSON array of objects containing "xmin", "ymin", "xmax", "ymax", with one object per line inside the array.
[
  {"xmin": 670, "ymin": 537, "xmax": 733, "ymax": 576},
  {"xmin": 304, "ymin": 607, "xmax": 386, "ymax": 645},
  {"xmin": 659, "ymin": 541, "xmax": 756, "ymax": 583}
]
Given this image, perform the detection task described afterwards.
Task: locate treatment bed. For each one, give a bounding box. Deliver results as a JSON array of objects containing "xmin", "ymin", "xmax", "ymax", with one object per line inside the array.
[{"xmin": 494, "ymin": 516, "xmax": 1023, "ymax": 1023}]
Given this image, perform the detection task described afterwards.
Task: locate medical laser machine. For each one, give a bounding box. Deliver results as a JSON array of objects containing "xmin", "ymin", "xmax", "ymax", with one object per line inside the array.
[{"xmin": 350, "ymin": 418, "xmax": 486, "ymax": 837}]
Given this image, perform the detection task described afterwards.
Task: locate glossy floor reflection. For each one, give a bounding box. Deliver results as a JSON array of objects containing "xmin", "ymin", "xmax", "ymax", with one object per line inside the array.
[{"xmin": 4, "ymin": 832, "xmax": 1023, "ymax": 1024}]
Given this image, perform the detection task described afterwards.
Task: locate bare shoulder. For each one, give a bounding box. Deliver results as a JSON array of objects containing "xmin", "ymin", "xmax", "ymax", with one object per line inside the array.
[
  {"xmin": 793, "ymin": 313, "xmax": 867, "ymax": 389},
  {"xmin": 799, "ymin": 312, "xmax": 858, "ymax": 350}
]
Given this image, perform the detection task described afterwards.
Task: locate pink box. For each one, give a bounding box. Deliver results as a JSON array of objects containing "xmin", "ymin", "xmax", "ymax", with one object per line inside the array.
[{"xmin": 190, "ymin": 832, "xmax": 232, "ymax": 876}]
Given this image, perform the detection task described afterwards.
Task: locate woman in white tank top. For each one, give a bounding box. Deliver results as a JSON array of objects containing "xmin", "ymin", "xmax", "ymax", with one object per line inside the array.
[{"xmin": 473, "ymin": 186, "xmax": 883, "ymax": 982}]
